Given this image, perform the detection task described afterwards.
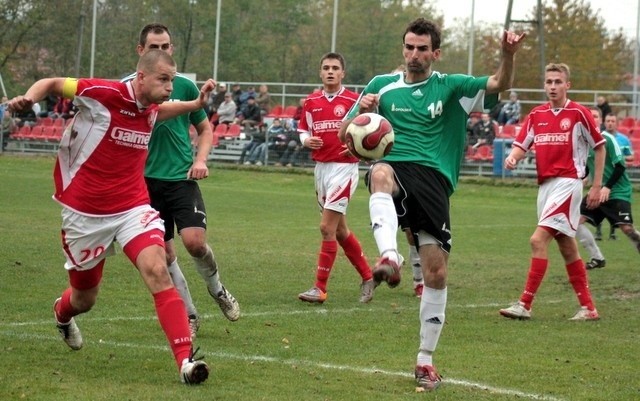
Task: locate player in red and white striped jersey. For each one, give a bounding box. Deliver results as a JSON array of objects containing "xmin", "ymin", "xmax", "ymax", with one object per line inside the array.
[
  {"xmin": 297, "ymin": 52, "xmax": 375, "ymax": 304},
  {"xmin": 7, "ymin": 50, "xmax": 216, "ymax": 384},
  {"xmin": 499, "ymin": 62, "xmax": 605, "ymax": 322}
]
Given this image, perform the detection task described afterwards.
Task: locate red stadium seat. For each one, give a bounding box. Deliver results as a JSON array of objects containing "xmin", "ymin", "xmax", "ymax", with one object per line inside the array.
[
  {"xmin": 617, "ymin": 126, "xmax": 631, "ymax": 135},
  {"xmin": 214, "ymin": 123, "xmax": 228, "ymax": 136},
  {"xmin": 281, "ymin": 105, "xmax": 298, "ymax": 119},
  {"xmin": 209, "ymin": 112, "xmax": 219, "ymax": 125},
  {"xmin": 500, "ymin": 124, "xmax": 517, "ymax": 138},
  {"xmin": 29, "ymin": 125, "xmax": 46, "ymax": 140},
  {"xmin": 266, "ymin": 105, "xmax": 283, "ymax": 118},
  {"xmin": 620, "ymin": 116, "xmax": 635, "ymax": 129},
  {"xmin": 631, "ymin": 151, "xmax": 640, "ymax": 168},
  {"xmin": 11, "ymin": 125, "xmax": 31, "ymax": 140},
  {"xmin": 469, "ymin": 145, "xmax": 494, "ymax": 162},
  {"xmin": 37, "ymin": 117, "xmax": 53, "ymax": 126},
  {"xmin": 52, "ymin": 118, "xmax": 66, "ymax": 128},
  {"xmin": 226, "ymin": 123, "xmax": 242, "ymax": 138},
  {"xmin": 42, "ymin": 126, "xmax": 60, "ymax": 141}
]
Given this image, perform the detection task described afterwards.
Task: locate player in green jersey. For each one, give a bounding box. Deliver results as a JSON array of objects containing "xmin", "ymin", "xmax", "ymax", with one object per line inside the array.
[
  {"xmin": 576, "ymin": 108, "xmax": 640, "ymax": 269},
  {"xmin": 339, "ymin": 18, "xmax": 525, "ymax": 391},
  {"xmin": 127, "ymin": 24, "xmax": 240, "ymax": 339}
]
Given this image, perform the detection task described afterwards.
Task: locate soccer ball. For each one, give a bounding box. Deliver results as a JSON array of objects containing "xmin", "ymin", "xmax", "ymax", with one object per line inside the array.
[{"xmin": 345, "ymin": 113, "xmax": 394, "ymax": 161}]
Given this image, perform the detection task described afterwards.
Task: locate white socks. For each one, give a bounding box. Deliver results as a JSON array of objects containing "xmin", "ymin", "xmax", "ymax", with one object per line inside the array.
[
  {"xmin": 410, "ymin": 245, "xmax": 423, "ymax": 285},
  {"xmin": 417, "ymin": 287, "xmax": 447, "ymax": 366},
  {"xmin": 369, "ymin": 192, "xmax": 399, "ymax": 258},
  {"xmin": 193, "ymin": 245, "xmax": 223, "ymax": 295},
  {"xmin": 167, "ymin": 258, "xmax": 198, "ymax": 317},
  {"xmin": 576, "ymin": 224, "xmax": 604, "ymax": 260}
]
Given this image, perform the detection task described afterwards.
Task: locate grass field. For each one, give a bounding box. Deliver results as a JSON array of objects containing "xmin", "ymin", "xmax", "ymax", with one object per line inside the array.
[{"xmin": 0, "ymin": 155, "xmax": 638, "ymax": 401}]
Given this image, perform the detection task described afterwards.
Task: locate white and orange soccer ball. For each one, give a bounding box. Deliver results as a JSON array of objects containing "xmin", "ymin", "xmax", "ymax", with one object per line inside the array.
[{"xmin": 345, "ymin": 113, "xmax": 394, "ymax": 161}]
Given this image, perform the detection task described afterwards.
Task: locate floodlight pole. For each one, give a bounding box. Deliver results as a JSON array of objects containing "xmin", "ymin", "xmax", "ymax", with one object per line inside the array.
[
  {"xmin": 213, "ymin": 0, "xmax": 221, "ymax": 81},
  {"xmin": 633, "ymin": 0, "xmax": 639, "ymax": 117},
  {"xmin": 331, "ymin": 0, "xmax": 338, "ymax": 52},
  {"xmin": 90, "ymin": 0, "xmax": 97, "ymax": 78},
  {"xmin": 467, "ymin": 0, "xmax": 475, "ymax": 75},
  {"xmin": 505, "ymin": 0, "xmax": 545, "ymax": 100}
]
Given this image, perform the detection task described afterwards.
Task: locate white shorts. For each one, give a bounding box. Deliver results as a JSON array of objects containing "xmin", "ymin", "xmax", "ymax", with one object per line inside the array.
[
  {"xmin": 314, "ymin": 162, "xmax": 360, "ymax": 215},
  {"xmin": 537, "ymin": 177, "xmax": 582, "ymax": 237},
  {"xmin": 60, "ymin": 205, "xmax": 165, "ymax": 271}
]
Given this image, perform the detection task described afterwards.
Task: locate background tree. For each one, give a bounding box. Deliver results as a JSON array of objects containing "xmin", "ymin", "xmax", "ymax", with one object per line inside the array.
[
  {"xmin": 516, "ymin": 0, "xmax": 634, "ymax": 108},
  {"xmin": 0, "ymin": 0, "xmax": 634, "ymax": 111}
]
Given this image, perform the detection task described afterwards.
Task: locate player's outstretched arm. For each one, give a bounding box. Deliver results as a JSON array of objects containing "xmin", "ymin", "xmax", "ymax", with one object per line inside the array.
[
  {"xmin": 486, "ymin": 31, "xmax": 526, "ymax": 94},
  {"xmin": 157, "ymin": 79, "xmax": 216, "ymax": 122},
  {"xmin": 8, "ymin": 78, "xmax": 66, "ymax": 113}
]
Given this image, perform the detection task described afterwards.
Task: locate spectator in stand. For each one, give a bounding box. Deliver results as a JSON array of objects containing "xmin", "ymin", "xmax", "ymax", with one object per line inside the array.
[
  {"xmin": 497, "ymin": 91, "xmax": 521, "ymax": 125},
  {"xmin": 255, "ymin": 84, "xmax": 271, "ymax": 116},
  {"xmin": 238, "ymin": 126, "xmax": 266, "ymax": 164},
  {"xmin": 0, "ymin": 96, "xmax": 8, "ymax": 122},
  {"xmin": 596, "ymin": 95, "xmax": 612, "ymax": 130},
  {"xmin": 594, "ymin": 112, "xmax": 634, "ymax": 241},
  {"xmin": 230, "ymin": 83, "xmax": 243, "ymax": 107},
  {"xmin": 471, "ymin": 112, "xmax": 496, "ymax": 150},
  {"xmin": 207, "ymin": 82, "xmax": 227, "ymax": 118},
  {"xmin": 465, "ymin": 112, "xmax": 481, "ymax": 148},
  {"xmin": 234, "ymin": 96, "xmax": 261, "ymax": 131},
  {"xmin": 246, "ymin": 117, "xmax": 287, "ymax": 166},
  {"xmin": 216, "ymin": 93, "xmax": 237, "ymax": 126},
  {"xmin": 14, "ymin": 105, "xmax": 38, "ymax": 128},
  {"xmin": 290, "ymin": 98, "xmax": 302, "ymax": 126},
  {"xmin": 38, "ymin": 94, "xmax": 57, "ymax": 118},
  {"xmin": 236, "ymin": 86, "xmax": 256, "ymax": 116},
  {"xmin": 275, "ymin": 120, "xmax": 304, "ymax": 167},
  {"xmin": 576, "ymin": 107, "xmax": 640, "ymax": 269},
  {"xmin": 52, "ymin": 97, "xmax": 76, "ymax": 120},
  {"xmin": 606, "ymin": 114, "xmax": 634, "ymax": 163},
  {"xmin": 1, "ymin": 107, "xmax": 16, "ymax": 151}
]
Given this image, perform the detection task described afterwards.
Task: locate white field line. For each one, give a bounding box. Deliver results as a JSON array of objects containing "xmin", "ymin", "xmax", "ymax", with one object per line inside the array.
[
  {"xmin": 0, "ymin": 331, "xmax": 566, "ymax": 401},
  {"xmin": 0, "ymin": 300, "xmax": 572, "ymax": 400},
  {"xmin": 0, "ymin": 299, "xmax": 566, "ymax": 328}
]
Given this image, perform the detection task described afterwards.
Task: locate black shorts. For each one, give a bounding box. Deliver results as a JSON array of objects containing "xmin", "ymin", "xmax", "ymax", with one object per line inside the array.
[
  {"xmin": 366, "ymin": 162, "xmax": 452, "ymax": 253},
  {"xmin": 580, "ymin": 196, "xmax": 634, "ymax": 227},
  {"xmin": 145, "ymin": 178, "xmax": 207, "ymax": 242}
]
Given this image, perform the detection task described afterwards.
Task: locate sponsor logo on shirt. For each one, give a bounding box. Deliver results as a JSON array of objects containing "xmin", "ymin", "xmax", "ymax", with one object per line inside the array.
[
  {"xmin": 534, "ymin": 133, "xmax": 570, "ymax": 145},
  {"xmin": 391, "ymin": 103, "xmax": 412, "ymax": 112},
  {"xmin": 312, "ymin": 120, "xmax": 342, "ymax": 132},
  {"xmin": 120, "ymin": 109, "xmax": 136, "ymax": 117},
  {"xmin": 111, "ymin": 127, "xmax": 151, "ymax": 149}
]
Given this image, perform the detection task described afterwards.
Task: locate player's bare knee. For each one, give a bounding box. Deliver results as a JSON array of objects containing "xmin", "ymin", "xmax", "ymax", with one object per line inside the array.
[
  {"xmin": 369, "ymin": 164, "xmax": 394, "ymax": 193},
  {"xmin": 319, "ymin": 221, "xmax": 337, "ymax": 239},
  {"xmin": 184, "ymin": 240, "xmax": 207, "ymax": 258}
]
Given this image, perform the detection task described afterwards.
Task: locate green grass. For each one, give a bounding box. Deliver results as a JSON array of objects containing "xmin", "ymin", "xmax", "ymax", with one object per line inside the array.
[{"xmin": 0, "ymin": 155, "xmax": 639, "ymax": 401}]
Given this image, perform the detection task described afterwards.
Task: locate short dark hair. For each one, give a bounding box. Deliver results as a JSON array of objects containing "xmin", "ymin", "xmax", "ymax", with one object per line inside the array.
[
  {"xmin": 320, "ymin": 52, "xmax": 346, "ymax": 70},
  {"xmin": 403, "ymin": 18, "xmax": 441, "ymax": 50},
  {"xmin": 139, "ymin": 23, "xmax": 171, "ymax": 47},
  {"xmin": 137, "ymin": 49, "xmax": 175, "ymax": 72}
]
